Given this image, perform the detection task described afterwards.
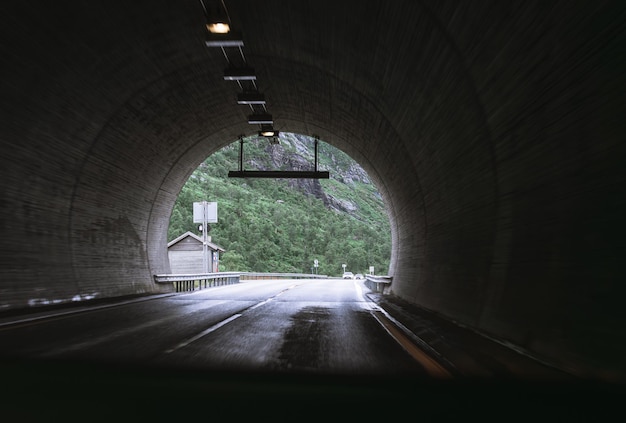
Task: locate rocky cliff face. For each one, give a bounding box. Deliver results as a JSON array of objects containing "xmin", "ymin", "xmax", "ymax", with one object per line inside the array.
[{"xmin": 250, "ymin": 133, "xmax": 372, "ymax": 216}]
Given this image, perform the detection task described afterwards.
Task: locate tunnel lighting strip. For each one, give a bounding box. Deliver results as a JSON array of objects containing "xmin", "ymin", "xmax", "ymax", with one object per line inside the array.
[
  {"xmin": 203, "ymin": 1, "xmax": 326, "ymax": 177},
  {"xmin": 202, "ymin": 0, "xmax": 273, "ymax": 136}
]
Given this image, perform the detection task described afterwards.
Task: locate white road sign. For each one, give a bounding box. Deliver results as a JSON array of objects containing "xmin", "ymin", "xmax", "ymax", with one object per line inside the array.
[{"xmin": 193, "ymin": 201, "xmax": 218, "ymax": 223}]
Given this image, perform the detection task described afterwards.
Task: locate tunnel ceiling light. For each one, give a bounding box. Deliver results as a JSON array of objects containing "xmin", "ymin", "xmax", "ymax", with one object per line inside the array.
[
  {"xmin": 203, "ymin": 0, "xmax": 232, "ymax": 34},
  {"xmin": 224, "ymin": 66, "xmax": 256, "ymax": 80},
  {"xmin": 248, "ymin": 113, "xmax": 273, "ymax": 124},
  {"xmin": 258, "ymin": 124, "xmax": 278, "ymax": 137},
  {"xmin": 205, "ymin": 30, "xmax": 244, "ymax": 47},
  {"xmin": 207, "ymin": 22, "xmax": 230, "ymax": 34},
  {"xmin": 237, "ymin": 91, "xmax": 266, "ymax": 105}
]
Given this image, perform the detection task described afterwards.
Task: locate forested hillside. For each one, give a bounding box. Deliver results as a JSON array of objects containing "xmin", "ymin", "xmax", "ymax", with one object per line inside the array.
[{"xmin": 168, "ymin": 133, "xmax": 391, "ymax": 276}]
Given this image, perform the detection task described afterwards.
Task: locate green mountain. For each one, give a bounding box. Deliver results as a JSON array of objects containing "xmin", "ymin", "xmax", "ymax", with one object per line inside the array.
[{"xmin": 168, "ymin": 132, "xmax": 391, "ymax": 277}]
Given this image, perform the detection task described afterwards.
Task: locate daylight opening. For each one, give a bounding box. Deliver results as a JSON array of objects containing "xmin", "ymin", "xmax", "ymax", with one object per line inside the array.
[{"xmin": 167, "ymin": 133, "xmax": 391, "ymax": 277}]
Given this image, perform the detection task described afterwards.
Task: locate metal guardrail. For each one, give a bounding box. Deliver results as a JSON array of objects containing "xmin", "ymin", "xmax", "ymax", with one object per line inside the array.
[
  {"xmin": 154, "ymin": 272, "xmax": 241, "ymax": 292},
  {"xmin": 153, "ymin": 272, "xmax": 329, "ymax": 292},
  {"xmin": 364, "ymin": 274, "xmax": 393, "ymax": 293},
  {"xmin": 240, "ymin": 272, "xmax": 328, "ymax": 280}
]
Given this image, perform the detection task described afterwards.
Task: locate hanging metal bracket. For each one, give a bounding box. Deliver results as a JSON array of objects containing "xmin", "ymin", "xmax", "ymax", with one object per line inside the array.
[{"xmin": 228, "ymin": 136, "xmax": 329, "ymax": 179}]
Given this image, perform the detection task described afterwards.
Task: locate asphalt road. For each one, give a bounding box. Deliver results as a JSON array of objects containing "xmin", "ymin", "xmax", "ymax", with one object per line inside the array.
[
  {"xmin": 0, "ymin": 278, "xmax": 428, "ymax": 376},
  {"xmin": 1, "ymin": 278, "xmax": 620, "ymax": 421}
]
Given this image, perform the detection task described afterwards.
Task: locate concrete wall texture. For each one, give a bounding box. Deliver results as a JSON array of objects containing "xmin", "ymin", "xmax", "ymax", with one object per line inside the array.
[{"xmin": 0, "ymin": 0, "xmax": 624, "ymax": 380}]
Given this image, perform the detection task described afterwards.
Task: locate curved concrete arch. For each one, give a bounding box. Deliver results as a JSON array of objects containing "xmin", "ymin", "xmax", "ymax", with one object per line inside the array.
[{"xmin": 1, "ymin": 0, "xmax": 625, "ymax": 379}]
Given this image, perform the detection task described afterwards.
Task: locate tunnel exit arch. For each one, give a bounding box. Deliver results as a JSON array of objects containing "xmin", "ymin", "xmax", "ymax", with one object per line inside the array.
[
  {"xmin": 162, "ymin": 132, "xmax": 394, "ymax": 277},
  {"xmin": 61, "ymin": 55, "xmax": 419, "ymax": 301}
]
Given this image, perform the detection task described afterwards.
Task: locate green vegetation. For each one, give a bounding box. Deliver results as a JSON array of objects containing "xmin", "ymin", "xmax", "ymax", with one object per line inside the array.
[{"xmin": 168, "ymin": 133, "xmax": 391, "ymax": 276}]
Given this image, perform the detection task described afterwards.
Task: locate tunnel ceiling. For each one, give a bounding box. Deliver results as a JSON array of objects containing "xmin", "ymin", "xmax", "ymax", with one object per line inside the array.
[{"xmin": 1, "ymin": 1, "xmax": 625, "ymax": 379}]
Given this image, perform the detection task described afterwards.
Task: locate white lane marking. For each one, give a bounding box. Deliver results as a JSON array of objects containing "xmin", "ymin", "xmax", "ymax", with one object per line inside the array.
[
  {"xmin": 40, "ymin": 316, "xmax": 175, "ymax": 357},
  {"xmin": 0, "ymin": 293, "xmax": 178, "ymax": 329},
  {"xmin": 164, "ymin": 283, "xmax": 299, "ymax": 354},
  {"xmin": 39, "ymin": 300, "xmax": 229, "ymax": 357},
  {"xmin": 249, "ymin": 298, "xmax": 273, "ymax": 310},
  {"xmin": 164, "ymin": 313, "xmax": 242, "ymax": 354}
]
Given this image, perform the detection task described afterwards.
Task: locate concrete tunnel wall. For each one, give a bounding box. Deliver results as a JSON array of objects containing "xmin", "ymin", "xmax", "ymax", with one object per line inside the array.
[{"xmin": 0, "ymin": 1, "xmax": 624, "ymax": 380}]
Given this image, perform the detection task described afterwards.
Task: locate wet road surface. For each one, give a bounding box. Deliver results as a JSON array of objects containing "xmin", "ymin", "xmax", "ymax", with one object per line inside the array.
[
  {"xmin": 0, "ymin": 278, "xmax": 429, "ymax": 376},
  {"xmin": 1, "ymin": 278, "xmax": 620, "ymax": 421}
]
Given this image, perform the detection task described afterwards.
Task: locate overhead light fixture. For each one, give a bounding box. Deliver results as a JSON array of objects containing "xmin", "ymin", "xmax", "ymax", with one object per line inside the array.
[
  {"xmin": 237, "ymin": 91, "xmax": 266, "ymax": 105},
  {"xmin": 258, "ymin": 124, "xmax": 278, "ymax": 137},
  {"xmin": 224, "ymin": 66, "xmax": 256, "ymax": 80},
  {"xmin": 204, "ymin": 1, "xmax": 231, "ymax": 33},
  {"xmin": 207, "ymin": 22, "xmax": 230, "ymax": 34},
  {"xmin": 248, "ymin": 113, "xmax": 273, "ymax": 125},
  {"xmin": 205, "ymin": 30, "xmax": 244, "ymax": 47}
]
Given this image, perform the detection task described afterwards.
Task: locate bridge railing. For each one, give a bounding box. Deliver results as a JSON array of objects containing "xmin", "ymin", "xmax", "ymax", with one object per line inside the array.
[
  {"xmin": 153, "ymin": 272, "xmax": 242, "ymax": 292},
  {"xmin": 364, "ymin": 274, "xmax": 393, "ymax": 293},
  {"xmin": 240, "ymin": 272, "xmax": 328, "ymax": 280},
  {"xmin": 153, "ymin": 272, "xmax": 329, "ymax": 292}
]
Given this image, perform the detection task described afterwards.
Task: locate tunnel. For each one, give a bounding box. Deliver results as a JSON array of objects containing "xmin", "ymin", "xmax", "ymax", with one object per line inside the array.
[{"xmin": 0, "ymin": 0, "xmax": 625, "ymax": 383}]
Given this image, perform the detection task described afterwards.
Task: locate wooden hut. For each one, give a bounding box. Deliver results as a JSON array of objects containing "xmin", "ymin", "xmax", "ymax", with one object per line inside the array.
[{"xmin": 167, "ymin": 231, "xmax": 225, "ymax": 273}]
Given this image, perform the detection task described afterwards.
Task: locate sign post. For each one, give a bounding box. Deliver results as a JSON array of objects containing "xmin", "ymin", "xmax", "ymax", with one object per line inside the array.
[
  {"xmin": 314, "ymin": 259, "xmax": 319, "ymax": 275},
  {"xmin": 193, "ymin": 201, "xmax": 218, "ymax": 273}
]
